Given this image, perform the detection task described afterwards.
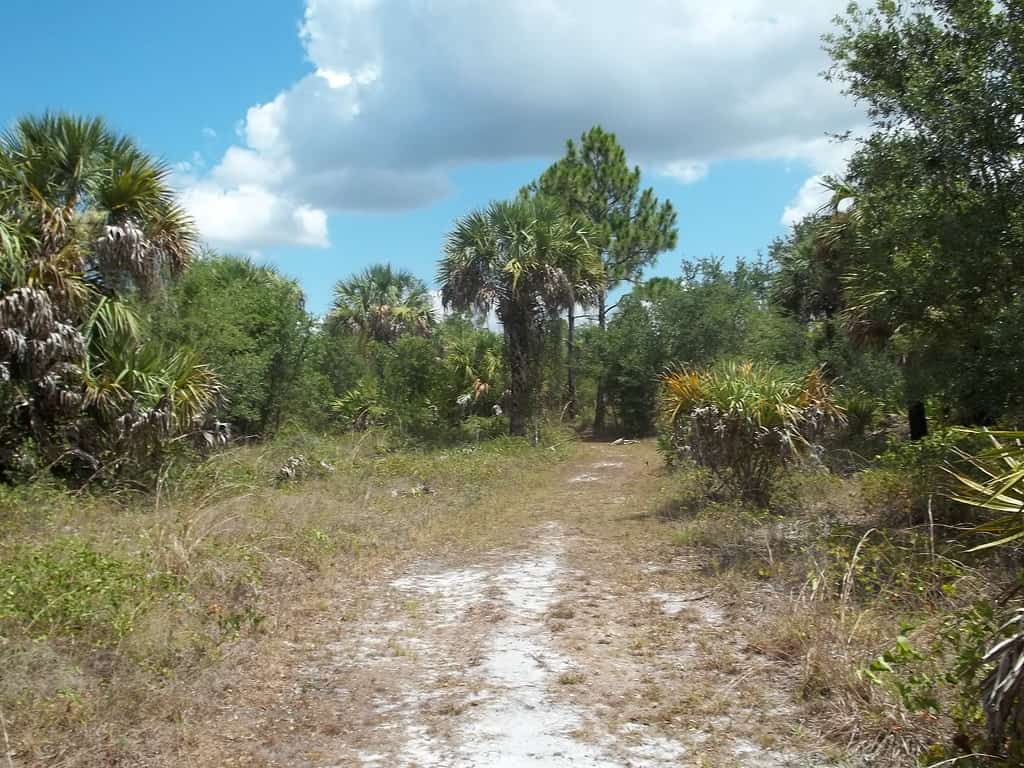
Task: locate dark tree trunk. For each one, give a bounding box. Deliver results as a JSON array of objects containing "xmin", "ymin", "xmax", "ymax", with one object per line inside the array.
[
  {"xmin": 820, "ymin": 316, "xmax": 837, "ymax": 381},
  {"xmin": 908, "ymin": 400, "xmax": 928, "ymax": 441},
  {"xmin": 593, "ymin": 290, "xmax": 608, "ymax": 433},
  {"xmin": 504, "ymin": 313, "xmax": 531, "ymax": 437},
  {"xmin": 565, "ymin": 302, "xmax": 577, "ymax": 420}
]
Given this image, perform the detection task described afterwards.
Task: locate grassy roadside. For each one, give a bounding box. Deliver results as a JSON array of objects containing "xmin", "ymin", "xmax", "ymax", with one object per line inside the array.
[
  {"xmin": 0, "ymin": 429, "xmax": 574, "ymax": 767},
  {"xmin": 655, "ymin": 454, "xmax": 1018, "ymax": 766}
]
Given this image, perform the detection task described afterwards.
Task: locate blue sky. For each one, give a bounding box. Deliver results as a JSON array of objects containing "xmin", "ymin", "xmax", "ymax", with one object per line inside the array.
[{"xmin": 2, "ymin": 1, "xmax": 863, "ymax": 315}]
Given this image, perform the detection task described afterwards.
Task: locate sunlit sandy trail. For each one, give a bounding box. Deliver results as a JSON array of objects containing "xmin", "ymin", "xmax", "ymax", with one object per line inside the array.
[{"xmin": 369, "ymin": 523, "xmax": 687, "ymax": 767}]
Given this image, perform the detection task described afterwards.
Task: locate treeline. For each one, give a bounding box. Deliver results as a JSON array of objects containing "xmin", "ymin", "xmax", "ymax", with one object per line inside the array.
[{"xmin": 4, "ymin": 0, "xmax": 1024, "ymax": 488}]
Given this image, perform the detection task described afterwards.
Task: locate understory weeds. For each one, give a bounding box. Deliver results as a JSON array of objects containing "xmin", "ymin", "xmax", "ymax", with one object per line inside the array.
[
  {"xmin": 661, "ymin": 452, "xmax": 1022, "ymax": 766},
  {"xmin": 0, "ymin": 428, "xmax": 571, "ymax": 766}
]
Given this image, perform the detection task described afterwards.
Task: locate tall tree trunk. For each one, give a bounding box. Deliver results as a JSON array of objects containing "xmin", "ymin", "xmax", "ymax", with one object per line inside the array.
[
  {"xmin": 908, "ymin": 400, "xmax": 928, "ymax": 441},
  {"xmin": 593, "ymin": 290, "xmax": 608, "ymax": 433},
  {"xmin": 504, "ymin": 313, "xmax": 530, "ymax": 437},
  {"xmin": 565, "ymin": 301, "xmax": 577, "ymax": 420},
  {"xmin": 904, "ymin": 361, "xmax": 928, "ymax": 441},
  {"xmin": 820, "ymin": 316, "xmax": 837, "ymax": 381}
]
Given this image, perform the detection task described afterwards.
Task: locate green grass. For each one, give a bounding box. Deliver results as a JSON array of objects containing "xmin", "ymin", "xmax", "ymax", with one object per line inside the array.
[{"xmin": 0, "ymin": 538, "xmax": 179, "ymax": 642}]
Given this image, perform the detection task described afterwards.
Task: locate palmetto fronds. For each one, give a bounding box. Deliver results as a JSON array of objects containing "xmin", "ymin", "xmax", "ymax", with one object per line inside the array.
[
  {"xmin": 815, "ymin": 176, "xmax": 863, "ymax": 252},
  {"xmin": 661, "ymin": 362, "xmax": 844, "ymax": 502},
  {"xmin": 81, "ymin": 299, "xmax": 222, "ymax": 454},
  {"xmin": 331, "ymin": 263, "xmax": 434, "ymax": 344},
  {"xmin": 445, "ymin": 333, "xmax": 504, "ymax": 406},
  {"xmin": 947, "ymin": 430, "xmax": 1024, "ymax": 548},
  {"xmin": 1, "ymin": 113, "xmax": 197, "ymax": 295},
  {"xmin": 0, "ymin": 113, "xmax": 205, "ymax": 477},
  {"xmin": 438, "ymin": 198, "xmax": 602, "ymax": 322},
  {"xmin": 946, "ymin": 430, "xmax": 1024, "ymax": 754},
  {"xmin": 331, "ymin": 379, "xmax": 390, "ymax": 431}
]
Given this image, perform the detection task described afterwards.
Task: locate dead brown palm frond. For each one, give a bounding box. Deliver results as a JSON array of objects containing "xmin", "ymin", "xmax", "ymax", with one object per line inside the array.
[{"xmin": 977, "ymin": 609, "xmax": 1024, "ymax": 755}]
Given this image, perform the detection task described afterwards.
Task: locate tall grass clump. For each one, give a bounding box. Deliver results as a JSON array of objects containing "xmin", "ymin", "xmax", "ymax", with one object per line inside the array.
[{"xmin": 660, "ymin": 362, "xmax": 844, "ymax": 503}]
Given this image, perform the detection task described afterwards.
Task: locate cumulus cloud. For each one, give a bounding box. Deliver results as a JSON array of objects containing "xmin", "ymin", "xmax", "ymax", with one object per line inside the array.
[
  {"xmin": 781, "ymin": 176, "xmax": 831, "ymax": 226},
  {"xmin": 660, "ymin": 161, "xmax": 710, "ymax": 185},
  {"xmin": 180, "ymin": 0, "xmax": 864, "ymax": 248},
  {"xmin": 179, "ymin": 183, "xmax": 329, "ymax": 249},
  {"xmin": 778, "ymin": 132, "xmax": 862, "ymax": 225}
]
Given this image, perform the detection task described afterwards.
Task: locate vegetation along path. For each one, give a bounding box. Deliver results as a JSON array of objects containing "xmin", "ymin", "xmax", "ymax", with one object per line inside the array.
[{"xmin": 190, "ymin": 441, "xmax": 834, "ymax": 767}]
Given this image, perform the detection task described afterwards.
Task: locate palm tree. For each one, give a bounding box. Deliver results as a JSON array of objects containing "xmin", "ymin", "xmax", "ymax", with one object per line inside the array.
[
  {"xmin": 330, "ymin": 263, "xmax": 434, "ymax": 344},
  {"xmin": 80, "ymin": 298, "xmax": 222, "ymax": 461},
  {"xmin": 0, "ymin": 113, "xmax": 210, "ymax": 475},
  {"xmin": 438, "ymin": 197, "xmax": 602, "ymax": 436},
  {"xmin": 1, "ymin": 114, "xmax": 195, "ymax": 296}
]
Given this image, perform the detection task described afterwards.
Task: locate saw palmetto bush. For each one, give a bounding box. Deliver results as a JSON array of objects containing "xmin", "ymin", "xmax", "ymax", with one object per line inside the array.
[
  {"xmin": 946, "ymin": 430, "xmax": 1024, "ymax": 759},
  {"xmin": 0, "ymin": 114, "xmax": 217, "ymax": 479},
  {"xmin": 660, "ymin": 362, "xmax": 844, "ymax": 504},
  {"xmin": 79, "ymin": 299, "xmax": 222, "ymax": 466}
]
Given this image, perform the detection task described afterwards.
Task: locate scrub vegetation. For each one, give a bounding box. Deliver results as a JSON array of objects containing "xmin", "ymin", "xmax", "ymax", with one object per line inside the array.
[{"xmin": 3, "ymin": 1, "xmax": 1024, "ymax": 765}]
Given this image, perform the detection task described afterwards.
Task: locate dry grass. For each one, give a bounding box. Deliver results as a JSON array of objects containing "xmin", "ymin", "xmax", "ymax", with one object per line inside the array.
[
  {"xmin": 0, "ymin": 429, "xmax": 574, "ymax": 767},
  {"xmin": 658, "ymin": 458, "xmax": 1018, "ymax": 766}
]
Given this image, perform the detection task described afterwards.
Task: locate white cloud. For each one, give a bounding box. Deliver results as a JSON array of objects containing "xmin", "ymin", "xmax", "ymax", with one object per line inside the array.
[
  {"xmin": 778, "ymin": 131, "xmax": 863, "ymax": 225},
  {"xmin": 781, "ymin": 175, "xmax": 831, "ymax": 226},
  {"xmin": 202, "ymin": 127, "xmax": 217, "ymax": 139},
  {"xmin": 180, "ymin": 0, "xmax": 865, "ymax": 248},
  {"xmin": 179, "ymin": 183, "xmax": 328, "ymax": 249},
  {"xmin": 660, "ymin": 161, "xmax": 710, "ymax": 184}
]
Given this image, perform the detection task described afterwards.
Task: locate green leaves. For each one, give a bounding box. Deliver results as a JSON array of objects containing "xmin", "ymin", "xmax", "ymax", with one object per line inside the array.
[
  {"xmin": 528, "ymin": 125, "xmax": 677, "ymax": 291},
  {"xmin": 331, "ymin": 263, "xmax": 435, "ymax": 345},
  {"xmin": 819, "ymin": 0, "xmax": 1024, "ymax": 426},
  {"xmin": 149, "ymin": 254, "xmax": 313, "ymax": 436},
  {"xmin": 0, "ymin": 538, "xmax": 178, "ymax": 642}
]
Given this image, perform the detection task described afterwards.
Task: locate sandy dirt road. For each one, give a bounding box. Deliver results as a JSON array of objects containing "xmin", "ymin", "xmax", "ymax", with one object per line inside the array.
[{"xmin": 191, "ymin": 441, "xmax": 836, "ymax": 767}]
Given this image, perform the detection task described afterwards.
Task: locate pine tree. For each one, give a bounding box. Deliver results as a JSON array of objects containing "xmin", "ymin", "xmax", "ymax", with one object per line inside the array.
[{"xmin": 529, "ymin": 126, "xmax": 677, "ymax": 431}]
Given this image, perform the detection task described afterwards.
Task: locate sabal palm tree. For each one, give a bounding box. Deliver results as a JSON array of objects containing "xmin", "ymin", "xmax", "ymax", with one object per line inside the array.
[
  {"xmin": 330, "ymin": 263, "xmax": 434, "ymax": 344},
  {"xmin": 0, "ymin": 113, "xmax": 210, "ymax": 475},
  {"xmin": 1, "ymin": 114, "xmax": 195, "ymax": 297},
  {"xmin": 438, "ymin": 197, "xmax": 602, "ymax": 436}
]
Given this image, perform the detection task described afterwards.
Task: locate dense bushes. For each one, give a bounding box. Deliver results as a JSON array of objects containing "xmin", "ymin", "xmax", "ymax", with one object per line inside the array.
[
  {"xmin": 149, "ymin": 256, "xmax": 328, "ymax": 437},
  {"xmin": 661, "ymin": 362, "xmax": 844, "ymax": 503},
  {"xmin": 0, "ymin": 115, "xmax": 220, "ymax": 483}
]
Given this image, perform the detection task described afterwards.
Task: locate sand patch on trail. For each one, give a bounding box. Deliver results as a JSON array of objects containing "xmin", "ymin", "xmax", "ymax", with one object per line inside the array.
[{"xmin": 333, "ymin": 524, "xmax": 697, "ymax": 767}]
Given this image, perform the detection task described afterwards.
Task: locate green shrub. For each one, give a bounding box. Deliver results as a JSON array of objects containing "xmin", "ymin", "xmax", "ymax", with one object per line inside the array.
[
  {"xmin": 861, "ymin": 604, "xmax": 1000, "ymax": 760},
  {"xmin": 332, "ymin": 379, "xmax": 392, "ymax": 431},
  {"xmin": 862, "ymin": 428, "xmax": 979, "ymax": 524},
  {"xmin": 837, "ymin": 389, "xmax": 878, "ymax": 437}
]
